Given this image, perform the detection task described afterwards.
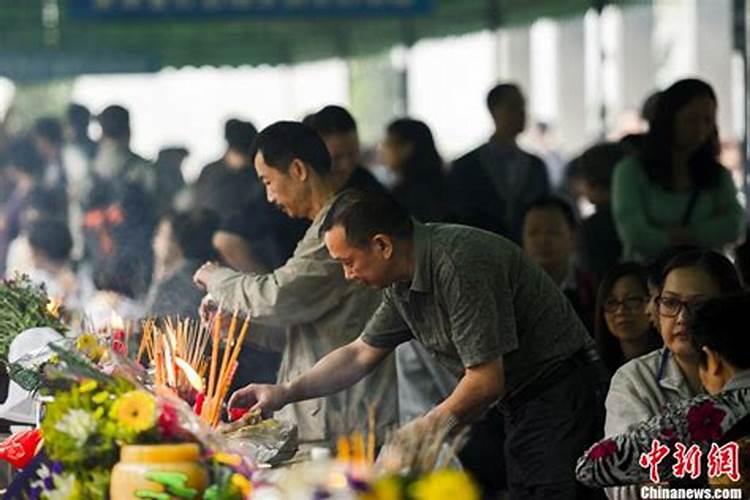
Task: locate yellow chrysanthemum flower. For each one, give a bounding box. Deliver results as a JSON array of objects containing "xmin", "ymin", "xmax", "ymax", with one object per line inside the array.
[
  {"xmin": 110, "ymin": 391, "xmax": 156, "ymax": 432},
  {"xmin": 76, "ymin": 334, "xmax": 101, "ymax": 360},
  {"xmin": 214, "ymin": 452, "xmax": 241, "ymax": 467},
  {"xmin": 79, "ymin": 379, "xmax": 98, "ymax": 393},
  {"xmin": 92, "ymin": 391, "xmax": 110, "ymax": 404},
  {"xmin": 410, "ymin": 470, "xmax": 479, "ymax": 500},
  {"xmin": 231, "ymin": 473, "xmax": 252, "ymax": 497}
]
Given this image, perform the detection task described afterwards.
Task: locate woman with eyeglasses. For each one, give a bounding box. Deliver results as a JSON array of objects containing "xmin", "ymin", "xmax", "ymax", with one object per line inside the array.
[
  {"xmin": 601, "ymin": 249, "xmax": 741, "ymax": 500},
  {"xmin": 595, "ymin": 262, "xmax": 662, "ymax": 376}
]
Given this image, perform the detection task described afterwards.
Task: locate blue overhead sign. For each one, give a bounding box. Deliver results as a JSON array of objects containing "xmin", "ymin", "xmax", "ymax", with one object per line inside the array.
[{"xmin": 69, "ymin": 0, "xmax": 433, "ymax": 18}]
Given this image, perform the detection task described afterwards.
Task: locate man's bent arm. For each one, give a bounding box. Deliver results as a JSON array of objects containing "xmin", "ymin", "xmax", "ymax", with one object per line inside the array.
[
  {"xmin": 284, "ymin": 338, "xmax": 392, "ymax": 403},
  {"xmin": 430, "ymin": 357, "xmax": 505, "ymax": 424}
]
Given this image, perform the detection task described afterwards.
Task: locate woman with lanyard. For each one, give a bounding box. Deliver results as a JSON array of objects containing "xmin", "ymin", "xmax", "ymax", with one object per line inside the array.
[{"xmin": 602, "ymin": 249, "xmax": 742, "ymax": 499}]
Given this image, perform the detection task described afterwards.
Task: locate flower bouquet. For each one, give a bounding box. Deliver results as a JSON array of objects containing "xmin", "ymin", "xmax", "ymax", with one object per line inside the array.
[{"xmin": 4, "ymin": 350, "xmax": 255, "ymax": 500}]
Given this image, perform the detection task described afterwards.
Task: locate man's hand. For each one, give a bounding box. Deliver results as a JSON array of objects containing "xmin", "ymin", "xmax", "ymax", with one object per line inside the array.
[
  {"xmin": 199, "ymin": 294, "xmax": 218, "ymax": 324},
  {"xmin": 228, "ymin": 383, "xmax": 289, "ymax": 414},
  {"xmin": 193, "ymin": 261, "xmax": 220, "ymax": 290}
]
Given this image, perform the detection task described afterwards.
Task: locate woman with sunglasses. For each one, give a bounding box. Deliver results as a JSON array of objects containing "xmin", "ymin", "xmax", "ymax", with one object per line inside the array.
[
  {"xmin": 602, "ymin": 249, "xmax": 742, "ymax": 499},
  {"xmin": 595, "ymin": 262, "xmax": 663, "ymax": 377}
]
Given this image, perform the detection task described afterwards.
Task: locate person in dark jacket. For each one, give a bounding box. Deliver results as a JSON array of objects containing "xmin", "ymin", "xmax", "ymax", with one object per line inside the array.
[{"xmin": 448, "ymin": 83, "xmax": 549, "ymax": 243}]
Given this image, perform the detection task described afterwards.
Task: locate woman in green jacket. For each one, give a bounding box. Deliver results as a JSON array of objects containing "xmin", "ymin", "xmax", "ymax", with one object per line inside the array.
[{"xmin": 612, "ymin": 79, "xmax": 743, "ymax": 262}]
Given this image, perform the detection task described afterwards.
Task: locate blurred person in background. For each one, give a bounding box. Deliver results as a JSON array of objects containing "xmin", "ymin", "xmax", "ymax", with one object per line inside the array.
[
  {"xmin": 147, "ymin": 208, "xmax": 219, "ymax": 319},
  {"xmin": 26, "ymin": 217, "xmax": 93, "ymax": 314},
  {"xmin": 378, "ymin": 118, "xmax": 447, "ymax": 222},
  {"xmin": 86, "ymin": 256, "xmax": 145, "ymax": 331},
  {"xmin": 31, "ymin": 117, "xmax": 67, "ymax": 193},
  {"xmin": 154, "ymin": 146, "xmax": 189, "ymax": 216},
  {"xmin": 93, "ymin": 104, "xmax": 156, "ymax": 197},
  {"xmin": 578, "ymin": 142, "xmax": 628, "ymax": 280},
  {"xmin": 448, "ymin": 82, "xmax": 550, "ymax": 243},
  {"xmin": 303, "ymin": 105, "xmax": 386, "ymax": 195},
  {"xmin": 5, "ymin": 186, "xmax": 68, "ymax": 278},
  {"xmin": 522, "ymin": 196, "xmax": 597, "ymax": 334},
  {"xmin": 0, "ymin": 138, "xmax": 44, "ymax": 276},
  {"xmin": 64, "ymin": 103, "xmax": 97, "ymax": 161},
  {"xmin": 63, "ymin": 104, "xmax": 96, "ymax": 261},
  {"xmin": 191, "ymin": 118, "xmax": 261, "ymax": 218},
  {"xmin": 612, "ymin": 79, "xmax": 743, "ymax": 262}
]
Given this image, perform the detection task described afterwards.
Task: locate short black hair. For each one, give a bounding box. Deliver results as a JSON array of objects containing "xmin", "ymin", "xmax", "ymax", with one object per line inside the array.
[
  {"xmin": 690, "ymin": 292, "xmax": 750, "ymax": 369},
  {"xmin": 302, "ymin": 105, "xmax": 357, "ymax": 136},
  {"xmin": 320, "ymin": 189, "xmax": 413, "ymax": 247},
  {"xmin": 28, "ymin": 218, "xmax": 73, "ymax": 263},
  {"xmin": 66, "ymin": 103, "xmax": 91, "ymax": 135},
  {"xmin": 93, "ymin": 257, "xmax": 138, "ymax": 298},
  {"xmin": 486, "ymin": 83, "xmax": 522, "ymax": 113},
  {"xmin": 98, "ymin": 105, "xmax": 130, "ymax": 140},
  {"xmin": 167, "ymin": 209, "xmax": 220, "ymax": 262},
  {"xmin": 523, "ymin": 195, "xmax": 578, "ymax": 231},
  {"xmin": 24, "ymin": 187, "xmax": 68, "ymax": 219},
  {"xmin": 579, "ymin": 142, "xmax": 628, "ymax": 190},
  {"xmin": 251, "ymin": 121, "xmax": 332, "ymax": 176},
  {"xmin": 224, "ymin": 118, "xmax": 258, "ymax": 153},
  {"xmin": 33, "ymin": 117, "xmax": 64, "ymax": 146},
  {"xmin": 8, "ymin": 137, "xmax": 44, "ymax": 178}
]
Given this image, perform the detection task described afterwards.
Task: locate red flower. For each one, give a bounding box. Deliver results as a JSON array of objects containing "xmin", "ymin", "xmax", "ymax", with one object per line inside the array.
[
  {"xmin": 589, "ymin": 439, "xmax": 618, "ymax": 460},
  {"xmin": 687, "ymin": 401, "xmax": 726, "ymax": 442},
  {"xmin": 158, "ymin": 403, "xmax": 180, "ymax": 439},
  {"xmin": 660, "ymin": 427, "xmax": 677, "ymax": 442}
]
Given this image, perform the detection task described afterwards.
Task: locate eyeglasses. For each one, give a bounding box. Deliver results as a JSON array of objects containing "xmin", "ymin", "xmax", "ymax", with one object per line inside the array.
[
  {"xmin": 603, "ymin": 295, "xmax": 647, "ymax": 313},
  {"xmin": 655, "ymin": 295, "xmax": 704, "ymax": 318}
]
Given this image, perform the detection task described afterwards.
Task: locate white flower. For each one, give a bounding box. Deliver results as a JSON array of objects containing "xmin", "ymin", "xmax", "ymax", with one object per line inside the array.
[
  {"xmin": 54, "ymin": 409, "xmax": 97, "ymax": 446},
  {"xmin": 43, "ymin": 473, "xmax": 78, "ymax": 500},
  {"xmin": 30, "ymin": 463, "xmax": 51, "ymax": 492}
]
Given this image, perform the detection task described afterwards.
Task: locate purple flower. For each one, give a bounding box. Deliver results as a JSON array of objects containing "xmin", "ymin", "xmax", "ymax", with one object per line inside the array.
[{"xmin": 312, "ymin": 487, "xmax": 332, "ymax": 499}]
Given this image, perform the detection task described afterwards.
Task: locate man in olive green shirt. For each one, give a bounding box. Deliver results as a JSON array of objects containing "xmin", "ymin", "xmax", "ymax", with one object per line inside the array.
[
  {"xmin": 194, "ymin": 122, "xmax": 397, "ymax": 443},
  {"xmin": 230, "ymin": 189, "xmax": 605, "ymax": 500}
]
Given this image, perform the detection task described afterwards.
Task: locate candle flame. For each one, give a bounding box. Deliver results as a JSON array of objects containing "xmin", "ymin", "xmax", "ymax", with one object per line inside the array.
[
  {"xmin": 46, "ymin": 298, "xmax": 62, "ymax": 318},
  {"xmin": 110, "ymin": 312, "xmax": 125, "ymax": 330},
  {"xmin": 175, "ymin": 357, "xmax": 204, "ymax": 393}
]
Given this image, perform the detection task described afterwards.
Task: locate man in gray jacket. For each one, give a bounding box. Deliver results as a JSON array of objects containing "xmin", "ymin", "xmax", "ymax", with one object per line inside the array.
[{"xmin": 193, "ymin": 121, "xmax": 397, "ymax": 443}]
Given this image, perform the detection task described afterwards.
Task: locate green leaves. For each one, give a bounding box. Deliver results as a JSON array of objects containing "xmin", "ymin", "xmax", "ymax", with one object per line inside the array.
[{"xmin": 0, "ymin": 274, "xmax": 67, "ymax": 361}]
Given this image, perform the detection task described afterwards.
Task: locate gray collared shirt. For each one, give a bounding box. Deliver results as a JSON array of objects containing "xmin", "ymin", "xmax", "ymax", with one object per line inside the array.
[
  {"xmin": 205, "ymin": 193, "xmax": 398, "ymax": 443},
  {"xmin": 361, "ymin": 222, "xmax": 591, "ymax": 403}
]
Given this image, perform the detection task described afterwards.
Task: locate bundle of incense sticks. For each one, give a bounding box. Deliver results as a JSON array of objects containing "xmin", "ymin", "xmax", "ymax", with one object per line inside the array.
[
  {"xmin": 336, "ymin": 405, "xmax": 378, "ymax": 467},
  {"xmin": 138, "ymin": 317, "xmax": 211, "ymax": 395},
  {"xmin": 139, "ymin": 311, "xmax": 251, "ymax": 427},
  {"xmin": 200, "ymin": 310, "xmax": 251, "ymax": 427}
]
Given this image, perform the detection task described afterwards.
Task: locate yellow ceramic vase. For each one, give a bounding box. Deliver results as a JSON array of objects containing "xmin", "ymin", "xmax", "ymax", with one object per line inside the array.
[{"xmin": 110, "ymin": 443, "xmax": 209, "ymax": 499}]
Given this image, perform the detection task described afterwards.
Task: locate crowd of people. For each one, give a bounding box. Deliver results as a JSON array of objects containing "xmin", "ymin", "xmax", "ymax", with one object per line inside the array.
[{"xmin": 1, "ymin": 76, "xmax": 749, "ymax": 499}]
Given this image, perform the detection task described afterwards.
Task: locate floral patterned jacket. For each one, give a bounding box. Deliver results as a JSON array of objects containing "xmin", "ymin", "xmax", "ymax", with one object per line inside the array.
[{"xmin": 577, "ymin": 382, "xmax": 750, "ymax": 487}]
